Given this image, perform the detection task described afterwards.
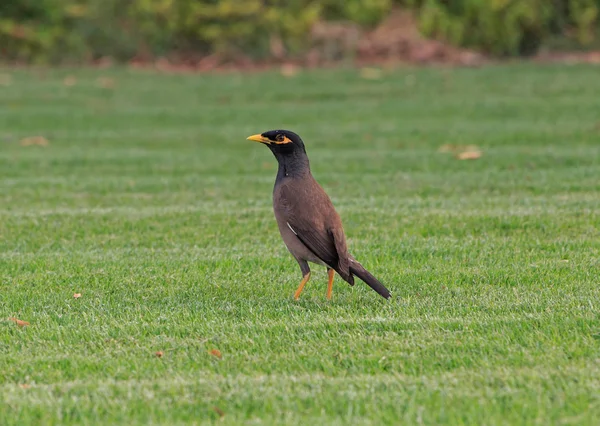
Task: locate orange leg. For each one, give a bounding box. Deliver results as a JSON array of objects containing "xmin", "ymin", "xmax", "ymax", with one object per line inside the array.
[
  {"xmin": 294, "ymin": 272, "xmax": 311, "ymax": 300},
  {"xmin": 326, "ymin": 268, "xmax": 335, "ymax": 300}
]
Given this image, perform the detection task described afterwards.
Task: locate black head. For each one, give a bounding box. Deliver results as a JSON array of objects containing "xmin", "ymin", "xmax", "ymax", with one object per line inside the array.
[{"xmin": 246, "ymin": 130, "xmax": 306, "ymax": 155}]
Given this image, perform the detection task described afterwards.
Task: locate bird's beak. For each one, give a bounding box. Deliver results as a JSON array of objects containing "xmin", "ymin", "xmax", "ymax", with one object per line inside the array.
[{"xmin": 246, "ymin": 134, "xmax": 270, "ymax": 144}]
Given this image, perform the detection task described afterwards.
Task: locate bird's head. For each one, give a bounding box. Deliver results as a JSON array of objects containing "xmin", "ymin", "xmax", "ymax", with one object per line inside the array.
[{"xmin": 246, "ymin": 130, "xmax": 306, "ymax": 156}]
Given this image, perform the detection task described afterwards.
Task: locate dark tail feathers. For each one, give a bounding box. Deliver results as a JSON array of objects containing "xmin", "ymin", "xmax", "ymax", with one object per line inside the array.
[{"xmin": 349, "ymin": 262, "xmax": 391, "ymax": 299}]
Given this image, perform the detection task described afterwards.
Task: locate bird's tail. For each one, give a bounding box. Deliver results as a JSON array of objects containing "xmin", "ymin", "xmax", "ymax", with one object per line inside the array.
[{"xmin": 349, "ymin": 260, "xmax": 391, "ymax": 299}]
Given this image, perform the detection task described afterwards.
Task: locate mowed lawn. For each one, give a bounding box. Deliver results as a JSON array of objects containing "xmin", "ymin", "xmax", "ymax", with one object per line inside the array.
[{"xmin": 1, "ymin": 64, "xmax": 599, "ymax": 425}]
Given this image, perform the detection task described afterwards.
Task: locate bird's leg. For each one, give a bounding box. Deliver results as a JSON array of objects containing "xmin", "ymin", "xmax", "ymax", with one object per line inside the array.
[
  {"xmin": 294, "ymin": 272, "xmax": 311, "ymax": 300},
  {"xmin": 294, "ymin": 260, "xmax": 311, "ymax": 300},
  {"xmin": 327, "ymin": 268, "xmax": 335, "ymax": 300}
]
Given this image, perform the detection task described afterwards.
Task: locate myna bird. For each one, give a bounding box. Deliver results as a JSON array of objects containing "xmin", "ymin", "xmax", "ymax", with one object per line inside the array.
[{"xmin": 246, "ymin": 130, "xmax": 391, "ymax": 300}]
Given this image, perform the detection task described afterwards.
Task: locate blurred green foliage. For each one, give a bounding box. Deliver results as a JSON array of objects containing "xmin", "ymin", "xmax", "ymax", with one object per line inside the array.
[
  {"xmin": 417, "ymin": 0, "xmax": 600, "ymax": 56},
  {"xmin": 0, "ymin": 0, "xmax": 598, "ymax": 63}
]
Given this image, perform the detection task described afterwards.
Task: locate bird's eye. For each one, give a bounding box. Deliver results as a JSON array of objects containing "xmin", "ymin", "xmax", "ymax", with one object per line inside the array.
[{"xmin": 276, "ymin": 134, "xmax": 285, "ymax": 142}]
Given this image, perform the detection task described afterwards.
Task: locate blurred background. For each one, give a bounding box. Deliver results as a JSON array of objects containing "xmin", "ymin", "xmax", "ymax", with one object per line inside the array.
[{"xmin": 1, "ymin": 0, "xmax": 600, "ymax": 67}]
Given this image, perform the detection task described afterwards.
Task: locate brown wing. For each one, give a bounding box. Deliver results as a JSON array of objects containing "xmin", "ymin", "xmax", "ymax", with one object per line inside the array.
[{"xmin": 286, "ymin": 219, "xmax": 338, "ymax": 267}]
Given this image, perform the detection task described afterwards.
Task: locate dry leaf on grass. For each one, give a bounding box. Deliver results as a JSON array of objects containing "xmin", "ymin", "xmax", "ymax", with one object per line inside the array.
[
  {"xmin": 438, "ymin": 144, "xmax": 483, "ymax": 160},
  {"xmin": 73, "ymin": 293, "xmax": 82, "ymax": 299},
  {"xmin": 359, "ymin": 67, "xmax": 383, "ymax": 80},
  {"xmin": 456, "ymin": 150, "xmax": 482, "ymax": 160},
  {"xmin": 9, "ymin": 317, "xmax": 29, "ymax": 327},
  {"xmin": 280, "ymin": 64, "xmax": 299, "ymax": 78},
  {"xmin": 63, "ymin": 76, "xmax": 77, "ymax": 86},
  {"xmin": 155, "ymin": 351, "xmax": 164, "ymax": 358},
  {"xmin": 20, "ymin": 136, "xmax": 49, "ymax": 147},
  {"xmin": 209, "ymin": 349, "xmax": 222, "ymax": 359}
]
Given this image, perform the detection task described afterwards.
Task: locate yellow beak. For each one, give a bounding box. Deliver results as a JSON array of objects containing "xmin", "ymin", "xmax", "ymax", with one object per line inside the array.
[{"xmin": 246, "ymin": 134, "xmax": 269, "ymax": 144}]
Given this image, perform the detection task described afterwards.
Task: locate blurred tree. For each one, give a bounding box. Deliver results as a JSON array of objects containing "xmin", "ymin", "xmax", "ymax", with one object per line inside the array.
[{"xmin": 0, "ymin": 0, "xmax": 598, "ymax": 63}]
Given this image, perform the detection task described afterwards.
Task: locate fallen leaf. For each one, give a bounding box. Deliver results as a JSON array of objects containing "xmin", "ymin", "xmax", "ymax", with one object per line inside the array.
[
  {"xmin": 456, "ymin": 150, "xmax": 482, "ymax": 160},
  {"xmin": 9, "ymin": 317, "xmax": 29, "ymax": 327},
  {"xmin": 73, "ymin": 293, "xmax": 82, "ymax": 299},
  {"xmin": 213, "ymin": 406, "xmax": 225, "ymax": 417},
  {"xmin": 63, "ymin": 76, "xmax": 77, "ymax": 86},
  {"xmin": 96, "ymin": 77, "xmax": 115, "ymax": 89},
  {"xmin": 20, "ymin": 136, "xmax": 49, "ymax": 147},
  {"xmin": 280, "ymin": 63, "xmax": 299, "ymax": 78},
  {"xmin": 155, "ymin": 351, "xmax": 164, "ymax": 358},
  {"xmin": 19, "ymin": 384, "xmax": 30, "ymax": 389},
  {"xmin": 439, "ymin": 143, "xmax": 483, "ymax": 160},
  {"xmin": 209, "ymin": 349, "xmax": 222, "ymax": 359},
  {"xmin": 360, "ymin": 67, "xmax": 382, "ymax": 80}
]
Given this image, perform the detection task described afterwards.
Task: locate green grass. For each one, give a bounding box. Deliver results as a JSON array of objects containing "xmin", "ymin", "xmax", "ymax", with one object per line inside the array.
[{"xmin": 1, "ymin": 64, "xmax": 599, "ymax": 425}]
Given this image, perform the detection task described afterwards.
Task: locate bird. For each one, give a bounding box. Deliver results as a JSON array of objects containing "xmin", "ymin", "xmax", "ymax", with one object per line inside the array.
[{"xmin": 246, "ymin": 129, "xmax": 391, "ymax": 300}]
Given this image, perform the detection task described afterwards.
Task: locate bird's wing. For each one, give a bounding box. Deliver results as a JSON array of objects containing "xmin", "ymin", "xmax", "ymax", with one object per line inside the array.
[{"xmin": 286, "ymin": 219, "xmax": 338, "ymax": 268}]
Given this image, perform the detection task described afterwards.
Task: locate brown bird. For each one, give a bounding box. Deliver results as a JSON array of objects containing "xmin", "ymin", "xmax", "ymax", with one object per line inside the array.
[{"xmin": 246, "ymin": 130, "xmax": 391, "ymax": 300}]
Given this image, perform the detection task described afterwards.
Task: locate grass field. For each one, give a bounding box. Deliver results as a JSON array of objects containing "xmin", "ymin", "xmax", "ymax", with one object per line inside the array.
[{"xmin": 1, "ymin": 64, "xmax": 599, "ymax": 425}]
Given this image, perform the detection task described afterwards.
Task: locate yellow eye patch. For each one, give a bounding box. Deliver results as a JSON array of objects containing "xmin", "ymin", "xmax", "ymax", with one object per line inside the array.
[{"xmin": 274, "ymin": 135, "xmax": 293, "ymax": 144}]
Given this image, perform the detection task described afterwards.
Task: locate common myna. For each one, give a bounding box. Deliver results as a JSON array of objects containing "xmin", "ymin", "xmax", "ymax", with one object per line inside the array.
[{"xmin": 246, "ymin": 130, "xmax": 391, "ymax": 300}]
